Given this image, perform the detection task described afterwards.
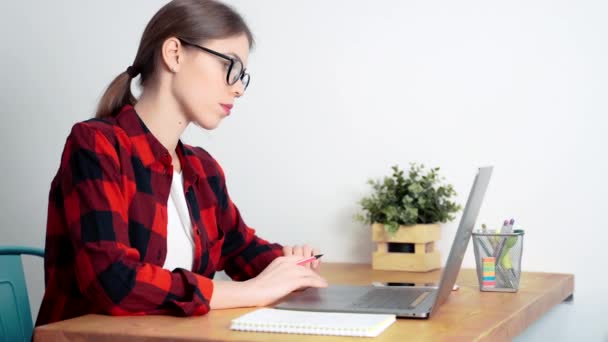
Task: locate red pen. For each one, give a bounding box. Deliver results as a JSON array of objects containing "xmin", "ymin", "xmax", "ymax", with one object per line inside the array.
[{"xmin": 296, "ymin": 254, "xmax": 323, "ymax": 266}]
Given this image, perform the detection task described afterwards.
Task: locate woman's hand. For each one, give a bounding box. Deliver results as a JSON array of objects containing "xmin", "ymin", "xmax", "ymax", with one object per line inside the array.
[
  {"xmin": 210, "ymin": 249, "xmax": 327, "ymax": 310},
  {"xmin": 282, "ymin": 244, "xmax": 322, "ymax": 272},
  {"xmin": 242, "ymin": 256, "xmax": 328, "ymax": 307}
]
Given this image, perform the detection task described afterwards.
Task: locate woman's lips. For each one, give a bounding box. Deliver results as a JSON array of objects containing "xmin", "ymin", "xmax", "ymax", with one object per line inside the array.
[{"xmin": 220, "ymin": 104, "xmax": 233, "ymax": 115}]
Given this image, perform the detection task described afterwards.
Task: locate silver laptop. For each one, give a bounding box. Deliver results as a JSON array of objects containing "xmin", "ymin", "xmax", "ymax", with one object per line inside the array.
[{"xmin": 275, "ymin": 166, "xmax": 493, "ymax": 318}]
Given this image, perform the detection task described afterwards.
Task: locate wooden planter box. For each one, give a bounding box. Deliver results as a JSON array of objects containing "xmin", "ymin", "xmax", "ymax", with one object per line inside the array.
[{"xmin": 372, "ymin": 223, "xmax": 441, "ymax": 272}]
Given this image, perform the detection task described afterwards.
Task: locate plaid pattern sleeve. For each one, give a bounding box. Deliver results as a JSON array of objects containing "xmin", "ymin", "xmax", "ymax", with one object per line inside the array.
[
  {"xmin": 37, "ymin": 120, "xmax": 213, "ymax": 326},
  {"xmin": 205, "ymin": 153, "xmax": 284, "ymax": 281}
]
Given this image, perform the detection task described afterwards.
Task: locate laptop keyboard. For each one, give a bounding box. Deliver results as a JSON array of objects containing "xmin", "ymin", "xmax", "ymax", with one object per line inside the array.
[{"xmin": 350, "ymin": 288, "xmax": 430, "ymax": 310}]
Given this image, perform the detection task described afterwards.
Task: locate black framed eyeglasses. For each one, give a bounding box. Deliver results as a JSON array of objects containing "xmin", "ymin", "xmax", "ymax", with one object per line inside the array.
[{"xmin": 178, "ymin": 38, "xmax": 250, "ymax": 90}]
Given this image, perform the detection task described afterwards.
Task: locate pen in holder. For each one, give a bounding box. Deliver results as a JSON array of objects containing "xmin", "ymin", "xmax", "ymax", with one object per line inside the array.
[{"xmin": 472, "ymin": 229, "xmax": 524, "ymax": 292}]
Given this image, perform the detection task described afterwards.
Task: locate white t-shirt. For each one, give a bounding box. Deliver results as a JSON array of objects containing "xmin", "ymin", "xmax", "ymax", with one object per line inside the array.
[{"xmin": 163, "ymin": 171, "xmax": 195, "ymax": 271}]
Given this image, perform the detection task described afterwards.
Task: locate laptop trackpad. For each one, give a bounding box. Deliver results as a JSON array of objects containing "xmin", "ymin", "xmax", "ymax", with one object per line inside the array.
[{"xmin": 275, "ymin": 285, "xmax": 374, "ymax": 310}]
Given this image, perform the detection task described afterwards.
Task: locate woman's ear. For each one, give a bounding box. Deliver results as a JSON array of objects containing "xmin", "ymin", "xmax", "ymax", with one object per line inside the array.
[{"xmin": 161, "ymin": 37, "xmax": 182, "ymax": 73}]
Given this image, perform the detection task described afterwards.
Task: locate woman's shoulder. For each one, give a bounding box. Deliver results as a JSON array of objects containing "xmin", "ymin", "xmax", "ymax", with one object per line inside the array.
[
  {"xmin": 64, "ymin": 117, "xmax": 123, "ymax": 155},
  {"xmin": 68, "ymin": 117, "xmax": 118, "ymax": 139},
  {"xmin": 183, "ymin": 144, "xmax": 213, "ymax": 161},
  {"xmin": 181, "ymin": 143, "xmax": 226, "ymax": 178}
]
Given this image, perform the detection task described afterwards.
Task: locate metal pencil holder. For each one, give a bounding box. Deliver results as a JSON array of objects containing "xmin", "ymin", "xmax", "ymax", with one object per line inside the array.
[{"xmin": 472, "ymin": 229, "xmax": 524, "ymax": 292}]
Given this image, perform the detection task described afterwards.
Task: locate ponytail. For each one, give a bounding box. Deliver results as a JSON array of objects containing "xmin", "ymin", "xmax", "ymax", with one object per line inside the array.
[{"xmin": 95, "ymin": 69, "xmax": 137, "ymax": 119}]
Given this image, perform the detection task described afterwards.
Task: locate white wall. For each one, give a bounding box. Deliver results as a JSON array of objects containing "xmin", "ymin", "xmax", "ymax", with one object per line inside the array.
[{"xmin": 1, "ymin": 0, "xmax": 606, "ymax": 340}]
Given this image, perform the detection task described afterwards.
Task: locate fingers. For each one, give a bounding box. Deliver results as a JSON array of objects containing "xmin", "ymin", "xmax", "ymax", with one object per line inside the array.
[
  {"xmin": 265, "ymin": 259, "xmax": 328, "ymax": 290},
  {"xmin": 302, "ymin": 245, "xmax": 313, "ymax": 266},
  {"xmin": 283, "ymin": 244, "xmax": 318, "ymax": 258},
  {"xmin": 280, "ymin": 244, "xmax": 322, "ymax": 271},
  {"xmin": 290, "ymin": 266, "xmax": 328, "ymax": 288},
  {"xmin": 263, "ymin": 255, "xmax": 301, "ymax": 274},
  {"xmin": 288, "ymin": 244, "xmax": 313, "ymax": 257},
  {"xmin": 282, "ymin": 255, "xmax": 308, "ymax": 263},
  {"xmin": 272, "ymin": 255, "xmax": 312, "ymax": 271},
  {"xmin": 250, "ymin": 258, "xmax": 329, "ymax": 306},
  {"xmin": 311, "ymin": 247, "xmax": 321, "ymax": 270},
  {"xmin": 298, "ymin": 245, "xmax": 313, "ymax": 269},
  {"xmin": 299, "ymin": 272, "xmax": 328, "ymax": 288},
  {"xmin": 302, "ymin": 244, "xmax": 313, "ymax": 257}
]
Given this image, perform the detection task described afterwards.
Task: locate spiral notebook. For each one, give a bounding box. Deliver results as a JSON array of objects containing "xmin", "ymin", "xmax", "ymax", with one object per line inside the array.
[{"xmin": 230, "ymin": 308, "xmax": 396, "ymax": 337}]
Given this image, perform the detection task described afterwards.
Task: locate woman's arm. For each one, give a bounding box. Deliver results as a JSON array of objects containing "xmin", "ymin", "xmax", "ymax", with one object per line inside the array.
[
  {"xmin": 200, "ymin": 151, "xmax": 327, "ymax": 308},
  {"xmin": 208, "ymin": 157, "xmax": 284, "ymax": 280}
]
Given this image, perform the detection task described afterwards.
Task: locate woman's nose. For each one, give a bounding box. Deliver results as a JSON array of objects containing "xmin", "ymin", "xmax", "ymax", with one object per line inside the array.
[{"xmin": 232, "ymin": 80, "xmax": 246, "ymax": 97}]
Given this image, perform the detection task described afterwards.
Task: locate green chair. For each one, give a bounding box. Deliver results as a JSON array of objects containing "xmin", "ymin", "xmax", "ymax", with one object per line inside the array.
[{"xmin": 0, "ymin": 246, "xmax": 44, "ymax": 342}]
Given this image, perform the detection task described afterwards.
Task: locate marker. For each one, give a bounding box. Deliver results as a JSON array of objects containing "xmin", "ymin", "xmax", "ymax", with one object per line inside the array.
[
  {"xmin": 296, "ymin": 254, "xmax": 323, "ymax": 266},
  {"xmin": 495, "ymin": 218, "xmax": 518, "ymax": 288},
  {"xmin": 507, "ymin": 218, "xmax": 515, "ymax": 232},
  {"xmin": 501, "ymin": 220, "xmax": 518, "ymax": 283},
  {"xmin": 499, "ymin": 219, "xmax": 509, "ymax": 233}
]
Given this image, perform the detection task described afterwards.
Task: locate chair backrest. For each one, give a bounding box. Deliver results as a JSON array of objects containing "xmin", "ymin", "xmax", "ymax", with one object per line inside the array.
[{"xmin": 0, "ymin": 246, "xmax": 44, "ymax": 342}]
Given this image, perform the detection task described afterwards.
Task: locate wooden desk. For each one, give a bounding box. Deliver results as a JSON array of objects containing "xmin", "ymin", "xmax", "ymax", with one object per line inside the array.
[{"xmin": 34, "ymin": 263, "xmax": 574, "ymax": 341}]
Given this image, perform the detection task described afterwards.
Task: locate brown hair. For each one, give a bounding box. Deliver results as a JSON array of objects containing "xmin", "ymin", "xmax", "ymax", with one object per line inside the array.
[{"xmin": 95, "ymin": 0, "xmax": 254, "ymax": 119}]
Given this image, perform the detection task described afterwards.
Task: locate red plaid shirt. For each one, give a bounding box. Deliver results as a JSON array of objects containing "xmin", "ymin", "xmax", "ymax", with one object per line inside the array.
[{"xmin": 36, "ymin": 105, "xmax": 283, "ymax": 326}]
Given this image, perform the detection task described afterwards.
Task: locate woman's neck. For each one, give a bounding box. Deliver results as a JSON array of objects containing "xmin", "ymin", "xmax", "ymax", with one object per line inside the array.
[{"xmin": 134, "ymin": 86, "xmax": 190, "ymax": 157}]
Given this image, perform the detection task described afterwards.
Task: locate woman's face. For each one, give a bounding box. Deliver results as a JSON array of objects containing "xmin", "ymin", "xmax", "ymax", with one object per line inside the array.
[{"xmin": 172, "ymin": 33, "xmax": 250, "ymax": 130}]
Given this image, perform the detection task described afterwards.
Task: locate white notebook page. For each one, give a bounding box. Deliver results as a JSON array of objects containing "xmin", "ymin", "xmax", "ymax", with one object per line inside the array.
[{"xmin": 230, "ymin": 308, "xmax": 396, "ymax": 337}]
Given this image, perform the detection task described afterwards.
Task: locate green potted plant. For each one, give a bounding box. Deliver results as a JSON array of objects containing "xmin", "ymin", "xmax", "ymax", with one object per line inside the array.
[{"xmin": 355, "ymin": 163, "xmax": 462, "ymax": 272}]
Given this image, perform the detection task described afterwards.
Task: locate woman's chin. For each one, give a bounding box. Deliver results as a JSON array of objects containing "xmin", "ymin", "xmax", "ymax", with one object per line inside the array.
[{"xmin": 194, "ymin": 118, "xmax": 222, "ymax": 130}]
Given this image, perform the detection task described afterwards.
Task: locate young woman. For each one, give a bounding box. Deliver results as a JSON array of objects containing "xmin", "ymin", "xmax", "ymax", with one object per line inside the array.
[{"xmin": 36, "ymin": 0, "xmax": 327, "ymax": 326}]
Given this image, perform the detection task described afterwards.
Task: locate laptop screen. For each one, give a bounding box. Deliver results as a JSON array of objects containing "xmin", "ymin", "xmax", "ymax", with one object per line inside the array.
[{"xmin": 430, "ymin": 166, "xmax": 493, "ymax": 316}]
